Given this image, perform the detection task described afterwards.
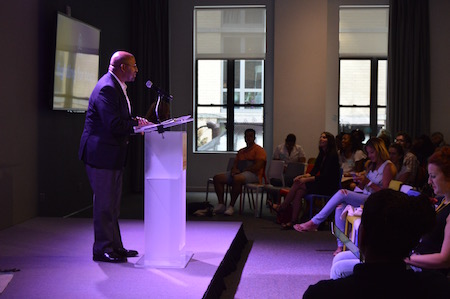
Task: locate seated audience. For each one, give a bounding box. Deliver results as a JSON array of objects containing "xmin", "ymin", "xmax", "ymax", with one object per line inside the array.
[
  {"xmin": 388, "ymin": 143, "xmax": 409, "ymax": 183},
  {"xmin": 411, "ymin": 134, "xmax": 435, "ymax": 187},
  {"xmin": 330, "ymin": 146, "xmax": 450, "ymax": 280},
  {"xmin": 377, "ymin": 128, "xmax": 392, "ymax": 149},
  {"xmin": 269, "ymin": 132, "xmax": 341, "ymax": 230},
  {"xmin": 335, "ymin": 132, "xmax": 344, "ymax": 153},
  {"xmin": 431, "ymin": 131, "xmax": 447, "ymax": 149},
  {"xmin": 273, "ymin": 133, "xmax": 306, "ymax": 164},
  {"xmin": 339, "ymin": 132, "xmax": 367, "ymax": 190},
  {"xmin": 145, "ymin": 100, "xmax": 170, "ymax": 123},
  {"xmin": 295, "ymin": 138, "xmax": 396, "ymax": 255},
  {"xmin": 303, "ymin": 189, "xmax": 450, "ymax": 299},
  {"xmin": 405, "ymin": 145, "xmax": 450, "ymax": 275},
  {"xmin": 351, "ymin": 129, "xmax": 365, "ymax": 151},
  {"xmin": 395, "ymin": 131, "xmax": 420, "ymax": 186},
  {"xmin": 412, "ymin": 134, "xmax": 435, "ymax": 166},
  {"xmin": 213, "ymin": 128, "xmax": 266, "ymax": 216}
]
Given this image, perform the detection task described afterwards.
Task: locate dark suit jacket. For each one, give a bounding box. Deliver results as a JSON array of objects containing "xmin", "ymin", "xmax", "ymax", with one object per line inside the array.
[{"xmin": 79, "ymin": 72, "xmax": 138, "ymax": 170}]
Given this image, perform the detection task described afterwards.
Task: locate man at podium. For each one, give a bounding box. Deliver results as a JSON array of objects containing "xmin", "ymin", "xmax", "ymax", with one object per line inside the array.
[
  {"xmin": 212, "ymin": 128, "xmax": 267, "ymax": 216},
  {"xmin": 79, "ymin": 51, "xmax": 149, "ymax": 263}
]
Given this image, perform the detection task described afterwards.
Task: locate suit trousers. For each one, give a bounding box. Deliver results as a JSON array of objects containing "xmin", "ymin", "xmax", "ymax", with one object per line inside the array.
[{"xmin": 85, "ymin": 164, "xmax": 124, "ymax": 255}]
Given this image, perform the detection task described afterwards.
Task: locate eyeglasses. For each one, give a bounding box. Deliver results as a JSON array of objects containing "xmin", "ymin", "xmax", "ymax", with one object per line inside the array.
[{"xmin": 123, "ymin": 63, "xmax": 138, "ymax": 69}]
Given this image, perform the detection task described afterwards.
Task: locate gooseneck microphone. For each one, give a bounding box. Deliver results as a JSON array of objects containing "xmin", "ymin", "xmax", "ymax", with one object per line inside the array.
[{"xmin": 145, "ymin": 80, "xmax": 173, "ymax": 101}]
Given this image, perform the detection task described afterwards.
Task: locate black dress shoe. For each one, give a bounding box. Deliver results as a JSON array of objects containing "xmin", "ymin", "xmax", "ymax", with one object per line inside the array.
[
  {"xmin": 93, "ymin": 252, "xmax": 127, "ymax": 263},
  {"xmin": 115, "ymin": 248, "xmax": 139, "ymax": 257}
]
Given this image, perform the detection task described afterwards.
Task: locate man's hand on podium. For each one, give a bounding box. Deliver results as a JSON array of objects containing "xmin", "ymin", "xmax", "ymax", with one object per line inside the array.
[{"xmin": 135, "ymin": 117, "xmax": 153, "ymax": 135}]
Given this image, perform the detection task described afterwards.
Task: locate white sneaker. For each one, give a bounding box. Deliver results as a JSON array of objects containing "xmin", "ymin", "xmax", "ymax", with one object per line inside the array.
[
  {"xmin": 224, "ymin": 205, "xmax": 234, "ymax": 216},
  {"xmin": 213, "ymin": 204, "xmax": 226, "ymax": 214}
]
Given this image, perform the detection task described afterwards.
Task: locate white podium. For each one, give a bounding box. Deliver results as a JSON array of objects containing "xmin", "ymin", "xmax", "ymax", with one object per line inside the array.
[{"xmin": 135, "ymin": 116, "xmax": 193, "ymax": 268}]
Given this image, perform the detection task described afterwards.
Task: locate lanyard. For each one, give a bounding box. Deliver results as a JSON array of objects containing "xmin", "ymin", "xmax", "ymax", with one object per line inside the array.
[{"xmin": 436, "ymin": 199, "xmax": 450, "ymax": 214}]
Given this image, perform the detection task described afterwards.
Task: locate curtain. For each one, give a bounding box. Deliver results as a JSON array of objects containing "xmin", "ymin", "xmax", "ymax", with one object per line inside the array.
[
  {"xmin": 387, "ymin": 0, "xmax": 430, "ymax": 139},
  {"xmin": 128, "ymin": 0, "xmax": 170, "ymax": 193}
]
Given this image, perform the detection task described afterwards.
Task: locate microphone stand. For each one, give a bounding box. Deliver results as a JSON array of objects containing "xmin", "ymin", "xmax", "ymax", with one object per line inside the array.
[
  {"xmin": 155, "ymin": 93, "xmax": 161, "ymax": 124},
  {"xmin": 155, "ymin": 93, "xmax": 165, "ymax": 135}
]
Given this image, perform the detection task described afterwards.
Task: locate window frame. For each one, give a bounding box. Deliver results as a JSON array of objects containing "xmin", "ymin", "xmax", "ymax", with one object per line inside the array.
[
  {"xmin": 194, "ymin": 58, "xmax": 265, "ymax": 152},
  {"xmin": 338, "ymin": 57, "xmax": 387, "ymax": 137}
]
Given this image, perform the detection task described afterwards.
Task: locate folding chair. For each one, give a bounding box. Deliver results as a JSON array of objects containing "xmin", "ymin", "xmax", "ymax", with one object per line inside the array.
[
  {"xmin": 241, "ymin": 160, "xmax": 285, "ymax": 217},
  {"xmin": 264, "ymin": 162, "xmax": 306, "ymax": 208}
]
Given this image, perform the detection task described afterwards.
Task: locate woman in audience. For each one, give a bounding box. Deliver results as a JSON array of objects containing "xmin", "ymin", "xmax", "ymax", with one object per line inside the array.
[
  {"xmin": 388, "ymin": 143, "xmax": 410, "ymax": 183},
  {"xmin": 304, "ymin": 189, "xmax": 450, "ymax": 299},
  {"xmin": 351, "ymin": 129, "xmax": 365, "ymax": 151},
  {"xmin": 269, "ymin": 132, "xmax": 341, "ymax": 230},
  {"xmin": 295, "ymin": 138, "xmax": 396, "ymax": 255},
  {"xmin": 405, "ymin": 145, "xmax": 450, "ymax": 275},
  {"xmin": 330, "ymin": 146, "xmax": 450, "ymax": 279},
  {"xmin": 339, "ymin": 132, "xmax": 367, "ymax": 190}
]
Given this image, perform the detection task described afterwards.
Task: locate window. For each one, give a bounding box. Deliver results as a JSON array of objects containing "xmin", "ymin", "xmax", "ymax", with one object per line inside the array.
[
  {"xmin": 338, "ymin": 6, "xmax": 389, "ymax": 140},
  {"xmin": 194, "ymin": 7, "xmax": 266, "ymax": 152}
]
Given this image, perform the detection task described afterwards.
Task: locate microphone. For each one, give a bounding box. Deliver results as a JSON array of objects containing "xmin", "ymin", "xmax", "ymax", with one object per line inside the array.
[{"xmin": 145, "ymin": 80, "xmax": 173, "ymax": 101}]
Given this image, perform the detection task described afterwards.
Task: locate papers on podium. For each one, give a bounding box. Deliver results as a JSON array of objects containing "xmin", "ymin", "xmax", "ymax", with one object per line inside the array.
[{"xmin": 134, "ymin": 115, "xmax": 193, "ymax": 134}]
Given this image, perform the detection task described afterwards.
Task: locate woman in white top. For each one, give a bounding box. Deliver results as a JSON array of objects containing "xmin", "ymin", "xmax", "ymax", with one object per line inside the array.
[{"xmin": 294, "ymin": 137, "xmax": 397, "ymax": 255}]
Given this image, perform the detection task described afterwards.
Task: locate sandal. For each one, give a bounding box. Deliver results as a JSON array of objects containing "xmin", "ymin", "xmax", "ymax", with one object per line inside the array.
[
  {"xmin": 267, "ymin": 200, "xmax": 281, "ymax": 214},
  {"xmin": 293, "ymin": 221, "xmax": 319, "ymax": 232}
]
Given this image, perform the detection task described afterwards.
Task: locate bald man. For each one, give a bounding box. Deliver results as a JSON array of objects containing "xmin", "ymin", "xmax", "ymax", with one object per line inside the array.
[{"xmin": 79, "ymin": 51, "xmax": 149, "ymax": 263}]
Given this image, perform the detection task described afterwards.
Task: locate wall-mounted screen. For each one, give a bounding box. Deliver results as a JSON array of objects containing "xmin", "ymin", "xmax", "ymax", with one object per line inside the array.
[{"xmin": 53, "ymin": 13, "xmax": 100, "ymax": 112}]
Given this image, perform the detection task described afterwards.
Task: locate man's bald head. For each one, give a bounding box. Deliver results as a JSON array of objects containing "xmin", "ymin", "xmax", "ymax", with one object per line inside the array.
[
  {"xmin": 108, "ymin": 51, "xmax": 138, "ymax": 83},
  {"xmin": 109, "ymin": 51, "xmax": 134, "ymax": 67}
]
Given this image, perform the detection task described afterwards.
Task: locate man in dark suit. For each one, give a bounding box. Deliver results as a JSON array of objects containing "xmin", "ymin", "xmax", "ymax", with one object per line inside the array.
[{"xmin": 79, "ymin": 51, "xmax": 149, "ymax": 263}]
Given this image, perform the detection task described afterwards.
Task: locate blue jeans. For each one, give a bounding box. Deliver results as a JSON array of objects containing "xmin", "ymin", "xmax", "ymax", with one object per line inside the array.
[
  {"xmin": 330, "ymin": 251, "xmax": 360, "ymax": 279},
  {"xmin": 311, "ymin": 189, "xmax": 368, "ymax": 246}
]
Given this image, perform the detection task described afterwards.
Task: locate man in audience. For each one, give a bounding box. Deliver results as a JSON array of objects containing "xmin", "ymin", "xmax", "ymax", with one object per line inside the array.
[
  {"xmin": 213, "ymin": 128, "xmax": 267, "ymax": 216},
  {"xmin": 303, "ymin": 189, "xmax": 450, "ymax": 299},
  {"xmin": 273, "ymin": 133, "xmax": 306, "ymax": 164}
]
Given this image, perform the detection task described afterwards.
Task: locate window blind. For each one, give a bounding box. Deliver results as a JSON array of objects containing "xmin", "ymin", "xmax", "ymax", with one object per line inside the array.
[{"xmin": 194, "ymin": 7, "xmax": 266, "ymax": 59}]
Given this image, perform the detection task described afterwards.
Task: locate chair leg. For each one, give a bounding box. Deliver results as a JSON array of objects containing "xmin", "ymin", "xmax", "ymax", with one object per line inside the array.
[
  {"xmin": 206, "ymin": 180, "xmax": 210, "ymax": 202},
  {"xmin": 240, "ymin": 187, "xmax": 255, "ymax": 214},
  {"xmin": 249, "ymin": 189, "xmax": 255, "ymax": 211},
  {"xmin": 239, "ymin": 189, "xmax": 244, "ymax": 214},
  {"xmin": 224, "ymin": 184, "xmax": 228, "ymax": 206},
  {"xmin": 257, "ymin": 189, "xmax": 264, "ymax": 218}
]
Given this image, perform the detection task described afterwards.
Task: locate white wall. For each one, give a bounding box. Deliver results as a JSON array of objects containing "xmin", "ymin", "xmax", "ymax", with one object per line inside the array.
[{"xmin": 273, "ymin": 0, "xmax": 329, "ymax": 159}]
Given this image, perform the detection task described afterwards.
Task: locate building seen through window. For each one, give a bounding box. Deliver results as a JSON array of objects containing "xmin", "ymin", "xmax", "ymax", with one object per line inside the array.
[{"xmin": 194, "ymin": 7, "xmax": 266, "ymax": 152}]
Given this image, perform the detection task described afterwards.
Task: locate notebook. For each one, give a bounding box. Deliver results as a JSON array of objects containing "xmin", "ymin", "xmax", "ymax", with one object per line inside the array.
[{"xmin": 331, "ymin": 222, "xmax": 364, "ymax": 262}]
